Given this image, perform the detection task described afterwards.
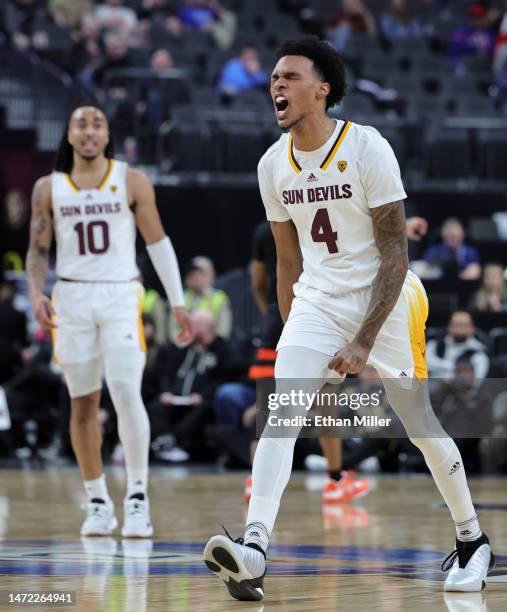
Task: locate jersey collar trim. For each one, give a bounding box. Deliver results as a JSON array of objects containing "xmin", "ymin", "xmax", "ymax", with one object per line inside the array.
[
  {"xmin": 320, "ymin": 120, "xmax": 351, "ymax": 171},
  {"xmin": 65, "ymin": 159, "xmax": 114, "ymax": 192},
  {"xmin": 288, "ymin": 134, "xmax": 302, "ymax": 174},
  {"xmin": 288, "ymin": 120, "xmax": 351, "ymax": 174}
]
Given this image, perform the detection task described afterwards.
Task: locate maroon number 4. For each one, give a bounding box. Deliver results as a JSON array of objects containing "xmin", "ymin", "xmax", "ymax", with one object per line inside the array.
[{"xmin": 311, "ymin": 208, "xmax": 338, "ymax": 254}]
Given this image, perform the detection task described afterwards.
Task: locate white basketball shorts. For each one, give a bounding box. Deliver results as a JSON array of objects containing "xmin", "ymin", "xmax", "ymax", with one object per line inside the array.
[
  {"xmin": 277, "ymin": 270, "xmax": 429, "ymax": 383},
  {"xmin": 51, "ymin": 280, "xmax": 146, "ymax": 365}
]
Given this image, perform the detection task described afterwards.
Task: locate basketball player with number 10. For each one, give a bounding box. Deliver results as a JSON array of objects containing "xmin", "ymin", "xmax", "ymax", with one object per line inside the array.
[{"xmin": 26, "ymin": 104, "xmax": 194, "ymax": 537}]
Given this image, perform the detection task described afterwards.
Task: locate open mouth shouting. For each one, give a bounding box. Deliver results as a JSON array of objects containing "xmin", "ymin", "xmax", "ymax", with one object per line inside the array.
[{"xmin": 274, "ymin": 95, "xmax": 289, "ymax": 121}]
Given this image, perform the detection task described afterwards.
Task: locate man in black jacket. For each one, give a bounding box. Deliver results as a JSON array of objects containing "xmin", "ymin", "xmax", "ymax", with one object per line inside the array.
[{"xmin": 149, "ymin": 309, "xmax": 228, "ymax": 461}]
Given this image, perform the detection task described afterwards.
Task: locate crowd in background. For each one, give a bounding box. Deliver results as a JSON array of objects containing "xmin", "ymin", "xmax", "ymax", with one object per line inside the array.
[
  {"xmin": 1, "ymin": 213, "xmax": 507, "ymax": 475},
  {"xmin": 4, "ymin": 1, "xmax": 507, "ymax": 148}
]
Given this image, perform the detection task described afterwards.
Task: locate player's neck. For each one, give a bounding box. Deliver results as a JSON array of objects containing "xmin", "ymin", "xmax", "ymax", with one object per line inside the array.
[
  {"xmin": 71, "ymin": 153, "xmax": 109, "ymax": 177},
  {"xmin": 290, "ymin": 115, "xmax": 336, "ymax": 152}
]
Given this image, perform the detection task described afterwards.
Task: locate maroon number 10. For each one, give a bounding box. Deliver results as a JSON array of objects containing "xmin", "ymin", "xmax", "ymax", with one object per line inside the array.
[{"xmin": 74, "ymin": 221, "xmax": 110, "ymax": 255}]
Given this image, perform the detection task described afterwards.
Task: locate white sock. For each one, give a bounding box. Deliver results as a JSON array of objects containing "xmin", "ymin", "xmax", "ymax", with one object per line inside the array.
[
  {"xmin": 84, "ymin": 474, "xmax": 110, "ymax": 502},
  {"xmin": 127, "ymin": 469, "xmax": 148, "ymax": 499},
  {"xmin": 244, "ymin": 522, "xmax": 270, "ymax": 555},
  {"xmin": 455, "ymin": 514, "xmax": 482, "ymax": 542}
]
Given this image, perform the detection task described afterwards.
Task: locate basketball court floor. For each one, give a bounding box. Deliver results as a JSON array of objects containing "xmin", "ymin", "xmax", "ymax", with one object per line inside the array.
[{"xmin": 0, "ymin": 467, "xmax": 505, "ymax": 611}]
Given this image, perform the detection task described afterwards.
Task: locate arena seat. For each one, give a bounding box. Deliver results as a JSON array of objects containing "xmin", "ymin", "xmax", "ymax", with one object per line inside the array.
[
  {"xmin": 477, "ymin": 130, "xmax": 507, "ymax": 179},
  {"xmin": 221, "ymin": 124, "xmax": 268, "ymax": 173},
  {"xmin": 425, "ymin": 128, "xmax": 471, "ymax": 178},
  {"xmin": 490, "ymin": 328, "xmax": 507, "ymax": 357},
  {"xmin": 165, "ymin": 123, "xmax": 223, "ymax": 171},
  {"xmin": 467, "ymin": 217, "xmax": 500, "ymax": 242}
]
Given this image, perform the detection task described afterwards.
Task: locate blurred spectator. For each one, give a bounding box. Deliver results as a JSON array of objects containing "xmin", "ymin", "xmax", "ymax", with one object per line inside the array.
[
  {"xmin": 426, "ymin": 311, "xmax": 490, "ymax": 381},
  {"xmin": 481, "ymin": 383, "xmax": 507, "ymax": 472},
  {"xmin": 138, "ymin": 0, "xmax": 178, "ymax": 21},
  {"xmin": 151, "ymin": 47, "xmax": 174, "ymax": 71},
  {"xmin": 417, "ymin": 217, "xmax": 481, "ymax": 280},
  {"xmin": 217, "ymin": 46, "xmax": 268, "ymax": 99},
  {"xmin": 212, "ymin": 221, "xmax": 279, "ymax": 468},
  {"xmin": 1, "ymin": 328, "xmax": 62, "ymax": 456},
  {"xmin": 85, "ymin": 29, "xmax": 143, "ymax": 94},
  {"xmin": 493, "ymin": 3, "xmax": 507, "ymax": 108},
  {"xmin": 143, "ymin": 287, "xmax": 170, "ymax": 345},
  {"xmin": 140, "ymin": 314, "xmax": 166, "ymax": 404},
  {"xmin": 0, "ymin": 279, "xmax": 28, "ymax": 384},
  {"xmin": 49, "ymin": 0, "xmax": 92, "ymax": 29},
  {"xmin": 431, "ymin": 358, "xmax": 494, "ymax": 472},
  {"xmin": 448, "ymin": 1, "xmax": 495, "ymax": 69},
  {"xmin": 380, "ymin": 0, "xmax": 427, "ymax": 42},
  {"xmin": 170, "ymin": 256, "xmax": 232, "ymax": 341},
  {"xmin": 178, "ymin": 0, "xmax": 237, "ymax": 49},
  {"xmin": 149, "ymin": 310, "xmax": 229, "ymax": 461},
  {"xmin": 94, "ymin": 0, "xmax": 138, "ymax": 36},
  {"xmin": 67, "ymin": 13, "xmax": 101, "ymax": 76},
  {"xmin": 1, "ymin": 0, "xmax": 49, "ymax": 50},
  {"xmin": 494, "ymin": 2, "xmax": 507, "ymax": 72},
  {"xmin": 213, "ymin": 380, "xmax": 256, "ymax": 467},
  {"xmin": 469, "ymin": 263, "xmax": 507, "ymax": 312},
  {"xmin": 326, "ymin": 0, "xmax": 377, "ymax": 53},
  {"xmin": 104, "ymin": 45, "xmax": 188, "ymax": 155}
]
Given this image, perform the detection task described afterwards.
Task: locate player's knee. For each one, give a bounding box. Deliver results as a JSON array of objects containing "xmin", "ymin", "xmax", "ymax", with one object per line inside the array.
[
  {"xmin": 70, "ymin": 396, "xmax": 99, "ymax": 426},
  {"xmin": 408, "ymin": 436, "xmax": 428, "ymax": 452},
  {"xmin": 408, "ymin": 436, "xmax": 450, "ymax": 458},
  {"xmin": 107, "ymin": 379, "xmax": 142, "ymax": 408}
]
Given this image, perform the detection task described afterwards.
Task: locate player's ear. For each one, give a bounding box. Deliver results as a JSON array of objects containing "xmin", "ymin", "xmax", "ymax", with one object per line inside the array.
[{"xmin": 317, "ymin": 81, "xmax": 330, "ymax": 102}]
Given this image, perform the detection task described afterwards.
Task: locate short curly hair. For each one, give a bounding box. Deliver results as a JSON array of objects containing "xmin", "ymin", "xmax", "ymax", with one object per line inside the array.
[{"xmin": 275, "ymin": 36, "xmax": 347, "ymax": 110}]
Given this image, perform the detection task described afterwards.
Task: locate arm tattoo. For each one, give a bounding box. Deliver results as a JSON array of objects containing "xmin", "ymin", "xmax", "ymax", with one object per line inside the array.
[
  {"xmin": 26, "ymin": 188, "xmax": 52, "ymax": 299},
  {"xmin": 34, "ymin": 215, "xmax": 47, "ymax": 236},
  {"xmin": 355, "ymin": 201, "xmax": 408, "ymax": 349}
]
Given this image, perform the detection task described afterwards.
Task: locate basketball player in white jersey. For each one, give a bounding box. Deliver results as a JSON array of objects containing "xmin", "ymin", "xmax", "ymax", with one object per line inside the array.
[
  {"xmin": 204, "ymin": 37, "xmax": 494, "ymax": 600},
  {"xmin": 26, "ymin": 104, "xmax": 194, "ymax": 537}
]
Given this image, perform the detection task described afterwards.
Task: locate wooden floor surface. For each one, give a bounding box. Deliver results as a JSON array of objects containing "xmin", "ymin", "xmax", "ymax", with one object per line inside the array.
[{"xmin": 0, "ymin": 467, "xmax": 505, "ymax": 611}]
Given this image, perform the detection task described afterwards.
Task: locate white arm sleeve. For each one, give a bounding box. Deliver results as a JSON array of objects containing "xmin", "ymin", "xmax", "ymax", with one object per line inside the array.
[
  {"xmin": 258, "ymin": 153, "xmax": 290, "ymax": 222},
  {"xmin": 146, "ymin": 236, "xmax": 185, "ymax": 307},
  {"xmin": 358, "ymin": 128, "xmax": 407, "ymax": 209}
]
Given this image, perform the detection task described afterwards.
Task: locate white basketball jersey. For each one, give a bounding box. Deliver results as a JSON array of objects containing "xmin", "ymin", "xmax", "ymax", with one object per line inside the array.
[
  {"xmin": 258, "ymin": 120, "xmax": 407, "ymax": 296},
  {"xmin": 51, "ymin": 159, "xmax": 139, "ymax": 281}
]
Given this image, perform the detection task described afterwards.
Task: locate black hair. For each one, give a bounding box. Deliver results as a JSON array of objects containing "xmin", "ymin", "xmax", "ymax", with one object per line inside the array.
[
  {"xmin": 54, "ymin": 101, "xmax": 114, "ymax": 173},
  {"xmin": 275, "ymin": 36, "xmax": 347, "ymax": 110}
]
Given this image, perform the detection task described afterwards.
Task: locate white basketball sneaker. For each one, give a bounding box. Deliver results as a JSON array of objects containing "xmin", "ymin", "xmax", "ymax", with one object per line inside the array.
[
  {"xmin": 443, "ymin": 533, "xmax": 495, "ymax": 592},
  {"xmin": 203, "ymin": 531, "xmax": 266, "ymax": 601},
  {"xmin": 121, "ymin": 496, "xmax": 153, "ymax": 538},
  {"xmin": 80, "ymin": 498, "xmax": 118, "ymax": 537}
]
